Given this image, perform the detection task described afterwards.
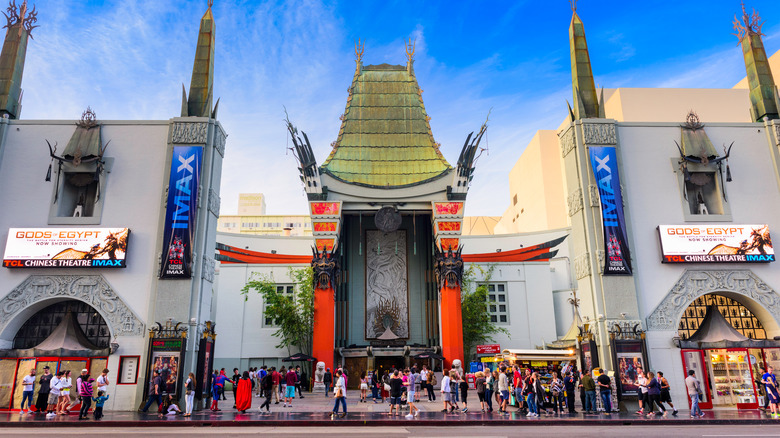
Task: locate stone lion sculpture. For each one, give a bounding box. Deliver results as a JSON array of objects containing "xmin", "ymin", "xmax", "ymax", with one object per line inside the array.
[
  {"xmin": 452, "ymin": 359, "xmax": 464, "ymax": 376},
  {"xmin": 314, "ymin": 361, "xmax": 326, "ymax": 383}
]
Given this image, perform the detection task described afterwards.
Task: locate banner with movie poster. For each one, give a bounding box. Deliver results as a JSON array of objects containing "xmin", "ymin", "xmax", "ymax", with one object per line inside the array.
[
  {"xmin": 3, "ymin": 228, "xmax": 129, "ymax": 268},
  {"xmin": 658, "ymin": 225, "xmax": 774, "ymax": 263},
  {"xmin": 160, "ymin": 146, "xmax": 202, "ymax": 278},
  {"xmin": 589, "ymin": 146, "xmax": 632, "ymax": 275}
]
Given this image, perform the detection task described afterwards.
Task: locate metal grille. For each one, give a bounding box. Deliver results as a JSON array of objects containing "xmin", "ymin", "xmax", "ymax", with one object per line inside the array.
[
  {"xmin": 678, "ymin": 294, "xmax": 766, "ymax": 340},
  {"xmin": 12, "ymin": 300, "xmax": 110, "ymax": 349}
]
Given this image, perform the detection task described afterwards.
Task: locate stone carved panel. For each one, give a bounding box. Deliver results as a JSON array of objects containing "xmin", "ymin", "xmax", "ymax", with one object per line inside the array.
[
  {"xmin": 366, "ymin": 230, "xmax": 409, "ymax": 339},
  {"xmin": 567, "ymin": 188, "xmax": 583, "ymax": 217},
  {"xmin": 0, "ymin": 275, "xmax": 145, "ymax": 337},
  {"xmin": 574, "ymin": 253, "xmax": 591, "ymax": 280},
  {"xmin": 646, "ymin": 270, "xmax": 780, "ymax": 331},
  {"xmin": 582, "ymin": 123, "xmax": 617, "ymax": 145},
  {"xmin": 596, "ymin": 250, "xmax": 605, "ymax": 272},
  {"xmin": 559, "ymin": 127, "xmax": 576, "ymax": 158},
  {"xmin": 775, "ymin": 124, "xmax": 780, "ymax": 146},
  {"xmin": 208, "ymin": 188, "xmax": 220, "ymax": 217},
  {"xmin": 214, "ymin": 129, "xmax": 226, "ymax": 157},
  {"xmin": 202, "ymin": 256, "xmax": 215, "ymax": 283},
  {"xmin": 171, "ymin": 122, "xmax": 208, "ymax": 144},
  {"xmin": 588, "ymin": 184, "xmax": 600, "ymax": 207}
]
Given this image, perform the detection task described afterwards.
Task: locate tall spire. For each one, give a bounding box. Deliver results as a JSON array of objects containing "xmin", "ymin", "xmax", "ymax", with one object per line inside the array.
[
  {"xmin": 568, "ymin": 6, "xmax": 601, "ymax": 120},
  {"xmin": 734, "ymin": 3, "xmax": 779, "ymax": 122},
  {"xmin": 0, "ymin": 0, "xmax": 38, "ymax": 119},
  {"xmin": 182, "ymin": 1, "xmax": 215, "ymax": 118}
]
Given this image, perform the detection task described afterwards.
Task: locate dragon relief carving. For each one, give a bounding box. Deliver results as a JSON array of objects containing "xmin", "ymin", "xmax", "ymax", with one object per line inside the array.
[
  {"xmin": 567, "ymin": 188, "xmax": 583, "ymax": 217},
  {"xmin": 214, "ymin": 128, "xmax": 226, "ymax": 157},
  {"xmin": 311, "ymin": 246, "xmax": 340, "ymax": 290},
  {"xmin": 171, "ymin": 122, "xmax": 208, "ymax": 144},
  {"xmin": 0, "ymin": 275, "xmax": 145, "ymax": 337},
  {"xmin": 201, "ymin": 256, "xmax": 215, "ymax": 283},
  {"xmin": 434, "ymin": 244, "xmax": 464, "ymax": 290},
  {"xmin": 208, "ymin": 188, "xmax": 220, "ymax": 217},
  {"xmin": 559, "ymin": 127, "xmax": 576, "ymax": 158},
  {"xmin": 646, "ymin": 270, "xmax": 780, "ymax": 331},
  {"xmin": 574, "ymin": 253, "xmax": 591, "ymax": 280}
]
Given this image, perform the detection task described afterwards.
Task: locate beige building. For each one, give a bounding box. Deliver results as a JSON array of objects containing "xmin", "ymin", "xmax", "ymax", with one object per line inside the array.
[{"xmin": 217, "ymin": 193, "xmax": 312, "ymax": 236}]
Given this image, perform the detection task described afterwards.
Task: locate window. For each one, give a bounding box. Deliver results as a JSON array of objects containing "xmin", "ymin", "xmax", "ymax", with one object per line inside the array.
[
  {"xmin": 678, "ymin": 294, "xmax": 766, "ymax": 340},
  {"xmin": 673, "ymin": 159, "xmax": 732, "ymax": 221},
  {"xmin": 482, "ymin": 283, "xmax": 508, "ymax": 324},
  {"xmin": 48, "ymin": 159, "xmax": 113, "ymax": 225},
  {"xmin": 13, "ymin": 300, "xmax": 111, "ymax": 349},
  {"xmin": 263, "ymin": 285, "xmax": 295, "ymax": 327}
]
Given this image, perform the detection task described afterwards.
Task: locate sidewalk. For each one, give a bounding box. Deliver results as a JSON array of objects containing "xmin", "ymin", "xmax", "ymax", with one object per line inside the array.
[{"xmin": 0, "ymin": 391, "xmax": 776, "ymax": 427}]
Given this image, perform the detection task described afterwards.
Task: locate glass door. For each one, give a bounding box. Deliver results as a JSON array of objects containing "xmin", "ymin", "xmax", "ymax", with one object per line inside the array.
[
  {"xmin": 682, "ymin": 349, "xmax": 712, "ymax": 409},
  {"xmin": 708, "ymin": 349, "xmax": 733, "ymax": 407},
  {"xmin": 726, "ymin": 349, "xmax": 758, "ymax": 409}
]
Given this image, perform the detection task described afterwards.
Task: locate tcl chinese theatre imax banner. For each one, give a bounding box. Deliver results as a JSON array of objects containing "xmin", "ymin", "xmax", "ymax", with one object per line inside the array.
[
  {"xmin": 3, "ymin": 228, "xmax": 130, "ymax": 268},
  {"xmin": 658, "ymin": 225, "xmax": 774, "ymax": 263},
  {"xmin": 160, "ymin": 145, "xmax": 202, "ymax": 278}
]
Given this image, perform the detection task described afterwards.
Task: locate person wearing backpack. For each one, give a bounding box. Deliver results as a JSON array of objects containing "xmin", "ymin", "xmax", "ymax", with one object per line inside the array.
[{"xmin": 258, "ymin": 367, "xmax": 273, "ymax": 413}]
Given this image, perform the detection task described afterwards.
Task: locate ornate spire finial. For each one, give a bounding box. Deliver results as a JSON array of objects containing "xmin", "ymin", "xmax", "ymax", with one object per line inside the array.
[
  {"xmin": 570, "ymin": 0, "xmax": 577, "ymax": 13},
  {"xmin": 77, "ymin": 106, "xmax": 97, "ymax": 129},
  {"xmin": 208, "ymin": 0, "xmax": 213, "ymax": 8},
  {"xmin": 682, "ymin": 110, "xmax": 704, "ymax": 130},
  {"xmin": 3, "ymin": 0, "xmax": 39, "ymax": 38},
  {"xmin": 354, "ymin": 38, "xmax": 364, "ymax": 64},
  {"xmin": 733, "ymin": 2, "xmax": 763, "ymax": 41},
  {"xmin": 405, "ymin": 38, "xmax": 416, "ymax": 64}
]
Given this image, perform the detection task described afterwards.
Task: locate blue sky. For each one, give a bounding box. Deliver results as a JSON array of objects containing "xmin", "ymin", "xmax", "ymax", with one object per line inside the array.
[{"xmin": 19, "ymin": 0, "xmax": 780, "ymax": 216}]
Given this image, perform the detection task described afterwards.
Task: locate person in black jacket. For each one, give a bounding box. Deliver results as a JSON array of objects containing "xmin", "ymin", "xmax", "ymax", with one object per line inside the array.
[
  {"xmin": 323, "ymin": 368, "xmax": 333, "ymax": 397},
  {"xmin": 563, "ymin": 371, "xmax": 577, "ymax": 413}
]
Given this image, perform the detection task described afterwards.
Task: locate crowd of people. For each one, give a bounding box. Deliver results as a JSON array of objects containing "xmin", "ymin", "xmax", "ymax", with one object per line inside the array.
[{"xmin": 17, "ymin": 366, "xmax": 111, "ymax": 421}]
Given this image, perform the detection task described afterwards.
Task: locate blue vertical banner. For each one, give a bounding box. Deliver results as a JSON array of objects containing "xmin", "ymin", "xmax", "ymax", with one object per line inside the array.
[
  {"xmin": 160, "ymin": 146, "xmax": 203, "ymax": 279},
  {"xmin": 589, "ymin": 146, "xmax": 632, "ymax": 275}
]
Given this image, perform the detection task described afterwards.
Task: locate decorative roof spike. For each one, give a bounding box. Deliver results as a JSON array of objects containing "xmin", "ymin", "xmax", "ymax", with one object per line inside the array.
[
  {"xmin": 569, "ymin": 0, "xmax": 577, "ymax": 12},
  {"xmin": 734, "ymin": 3, "xmax": 778, "ymax": 122},
  {"xmin": 185, "ymin": 3, "xmax": 215, "ymax": 118},
  {"xmin": 569, "ymin": 10, "xmax": 600, "ymax": 120},
  {"xmin": 77, "ymin": 106, "xmax": 97, "ymax": 129},
  {"xmin": 355, "ymin": 38, "xmax": 364, "ymax": 64},
  {"xmin": 405, "ymin": 38, "xmax": 415, "ymax": 74},
  {"xmin": 682, "ymin": 110, "xmax": 704, "ymax": 131},
  {"xmin": 3, "ymin": 0, "xmax": 39, "ymax": 38}
]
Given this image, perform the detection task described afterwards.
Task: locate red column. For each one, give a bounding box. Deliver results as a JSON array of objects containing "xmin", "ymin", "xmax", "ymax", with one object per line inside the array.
[
  {"xmin": 440, "ymin": 284, "xmax": 464, "ymax": 370},
  {"xmin": 311, "ymin": 285, "xmax": 335, "ymax": 371}
]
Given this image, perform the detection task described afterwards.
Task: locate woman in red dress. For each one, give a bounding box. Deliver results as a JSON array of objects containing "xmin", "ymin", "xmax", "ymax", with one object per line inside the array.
[{"xmin": 235, "ymin": 371, "xmax": 253, "ymax": 413}]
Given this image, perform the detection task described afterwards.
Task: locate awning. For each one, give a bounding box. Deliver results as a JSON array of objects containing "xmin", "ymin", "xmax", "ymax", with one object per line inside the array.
[
  {"xmin": 282, "ymin": 353, "xmax": 317, "ymax": 362},
  {"xmin": 412, "ymin": 352, "xmax": 444, "ymax": 360},
  {"xmin": 679, "ymin": 305, "xmax": 780, "ymax": 349},
  {"xmin": 501, "ymin": 348, "xmax": 576, "ymax": 362}
]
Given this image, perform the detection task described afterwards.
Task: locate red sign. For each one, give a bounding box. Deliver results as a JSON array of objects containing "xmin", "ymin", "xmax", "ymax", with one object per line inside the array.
[{"xmin": 476, "ymin": 344, "xmax": 500, "ymax": 354}]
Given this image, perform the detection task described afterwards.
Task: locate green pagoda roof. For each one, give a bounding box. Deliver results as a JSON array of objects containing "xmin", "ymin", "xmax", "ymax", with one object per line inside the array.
[{"xmin": 321, "ymin": 63, "xmax": 451, "ymax": 188}]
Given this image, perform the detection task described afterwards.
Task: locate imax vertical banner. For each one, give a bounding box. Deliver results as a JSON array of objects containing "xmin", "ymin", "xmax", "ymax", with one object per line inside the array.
[
  {"xmin": 589, "ymin": 146, "xmax": 632, "ymax": 275},
  {"xmin": 160, "ymin": 146, "xmax": 202, "ymax": 278}
]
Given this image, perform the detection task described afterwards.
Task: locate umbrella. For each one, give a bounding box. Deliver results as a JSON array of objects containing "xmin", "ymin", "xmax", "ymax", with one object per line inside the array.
[
  {"xmin": 282, "ymin": 353, "xmax": 317, "ymax": 362},
  {"xmin": 412, "ymin": 352, "xmax": 444, "ymax": 360}
]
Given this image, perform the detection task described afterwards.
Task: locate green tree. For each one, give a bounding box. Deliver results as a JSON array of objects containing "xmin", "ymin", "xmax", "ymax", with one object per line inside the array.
[
  {"xmin": 241, "ymin": 267, "xmax": 315, "ymax": 356},
  {"xmin": 461, "ymin": 264, "xmax": 509, "ymax": 361}
]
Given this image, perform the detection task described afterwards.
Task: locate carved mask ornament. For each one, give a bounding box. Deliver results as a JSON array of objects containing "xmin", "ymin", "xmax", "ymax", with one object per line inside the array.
[
  {"xmin": 434, "ymin": 244, "xmax": 464, "ymax": 290},
  {"xmin": 311, "ymin": 246, "xmax": 340, "ymax": 290}
]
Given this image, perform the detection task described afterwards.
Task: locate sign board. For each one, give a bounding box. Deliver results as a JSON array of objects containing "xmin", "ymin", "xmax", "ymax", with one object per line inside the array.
[
  {"xmin": 3, "ymin": 228, "xmax": 130, "ymax": 268},
  {"xmin": 476, "ymin": 344, "xmax": 501, "ymax": 354},
  {"xmin": 658, "ymin": 225, "xmax": 774, "ymax": 263},
  {"xmin": 160, "ymin": 146, "xmax": 202, "ymax": 278},
  {"xmin": 589, "ymin": 146, "xmax": 632, "ymax": 275}
]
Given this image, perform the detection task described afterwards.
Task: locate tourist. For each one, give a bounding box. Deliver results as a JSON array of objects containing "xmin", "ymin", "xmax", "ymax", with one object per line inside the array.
[
  {"xmin": 563, "ymin": 371, "xmax": 576, "ymax": 413},
  {"xmin": 685, "ymin": 370, "xmax": 704, "ymax": 418},
  {"xmin": 331, "ymin": 369, "xmax": 347, "ymax": 418},
  {"xmin": 236, "ymin": 371, "xmax": 252, "ymax": 413},
  {"xmin": 231, "ymin": 368, "xmax": 241, "ymax": 408},
  {"xmin": 636, "ymin": 371, "xmax": 648, "ymax": 414},
  {"xmin": 596, "ymin": 370, "xmax": 612, "ymax": 413},
  {"xmin": 220, "ymin": 368, "xmax": 228, "ymax": 400},
  {"xmin": 371, "ymin": 369, "xmax": 380, "ymax": 402},
  {"xmin": 284, "ymin": 366, "xmax": 297, "ymax": 407},
  {"xmin": 19, "ymin": 368, "xmax": 35, "ymax": 414},
  {"xmin": 259, "ymin": 369, "xmax": 273, "ymax": 413},
  {"xmin": 657, "ymin": 371, "xmax": 678, "ymax": 415},
  {"xmin": 498, "ymin": 366, "xmax": 509, "ymax": 414},
  {"xmin": 77, "ymin": 372, "xmax": 94, "ymax": 420},
  {"xmin": 160, "ymin": 394, "xmax": 182, "ymax": 416},
  {"xmin": 449, "ymin": 370, "xmax": 460, "ymax": 412},
  {"xmin": 404, "ymin": 369, "xmax": 420, "ymax": 418},
  {"xmin": 36, "ymin": 366, "xmax": 52, "ymax": 414},
  {"xmin": 271, "ymin": 366, "xmax": 281, "ymax": 403},
  {"xmin": 296, "ymin": 365, "xmax": 306, "ymax": 398},
  {"xmin": 412, "ymin": 367, "xmax": 421, "ymax": 402},
  {"xmin": 484, "ymin": 369, "xmax": 494, "ymax": 412},
  {"xmin": 440, "ymin": 368, "xmax": 452, "ymax": 412},
  {"xmin": 142, "ymin": 370, "xmax": 163, "ymax": 413},
  {"xmin": 46, "ymin": 371, "xmax": 62, "ymax": 417},
  {"xmin": 512, "ymin": 366, "xmax": 523, "ymax": 411},
  {"xmin": 184, "ymin": 372, "xmax": 195, "ymax": 416},
  {"xmin": 323, "ymin": 367, "xmax": 333, "ymax": 398},
  {"xmin": 419, "ymin": 366, "xmax": 428, "ymax": 402},
  {"xmin": 580, "ymin": 370, "xmax": 596, "ymax": 413},
  {"xmin": 763, "ymin": 366, "xmax": 780, "ymax": 417},
  {"xmin": 66, "ymin": 370, "xmax": 88, "ymax": 414},
  {"xmin": 96, "ymin": 368, "xmax": 110, "ymax": 395},
  {"xmin": 550, "ymin": 371, "xmax": 564, "ymax": 414},
  {"xmin": 92, "ymin": 390, "xmax": 109, "ymax": 420},
  {"xmin": 459, "ymin": 370, "xmax": 469, "ymax": 412},
  {"xmin": 389, "ymin": 369, "xmax": 403, "ymax": 415},
  {"xmin": 475, "ymin": 371, "xmax": 487, "ymax": 412},
  {"xmin": 645, "ymin": 371, "xmax": 666, "ymax": 416},
  {"xmin": 279, "ymin": 366, "xmax": 287, "ymax": 402},
  {"xmin": 523, "ymin": 369, "xmax": 536, "ymax": 417},
  {"xmin": 426, "ymin": 367, "xmax": 436, "ymax": 402},
  {"xmin": 57, "ymin": 370, "xmax": 72, "ymax": 415},
  {"xmin": 382, "ymin": 370, "xmax": 391, "ymax": 402},
  {"xmin": 359, "ymin": 371, "xmax": 368, "ymax": 402}
]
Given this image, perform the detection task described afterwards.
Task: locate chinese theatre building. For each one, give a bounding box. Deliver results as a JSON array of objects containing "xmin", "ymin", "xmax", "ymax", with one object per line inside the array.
[{"xmin": 0, "ymin": 2, "xmax": 225, "ymax": 411}]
